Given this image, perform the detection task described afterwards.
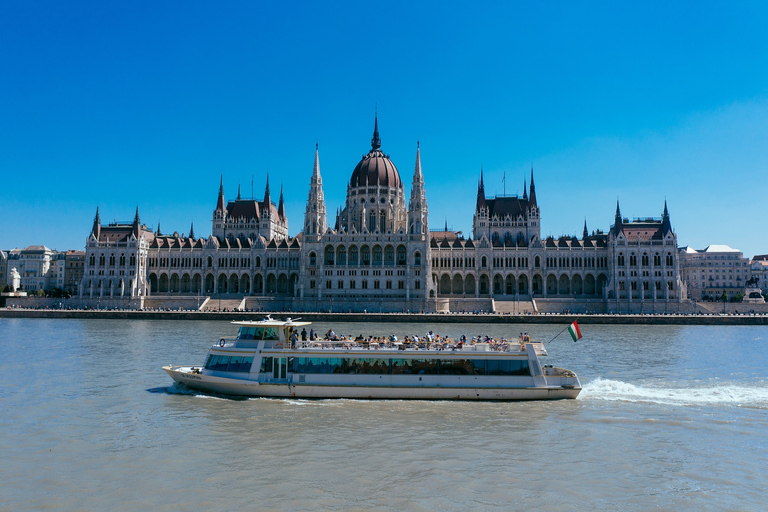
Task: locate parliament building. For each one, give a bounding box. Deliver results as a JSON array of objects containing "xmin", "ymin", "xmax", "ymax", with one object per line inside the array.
[{"xmin": 79, "ymin": 117, "xmax": 683, "ymax": 313}]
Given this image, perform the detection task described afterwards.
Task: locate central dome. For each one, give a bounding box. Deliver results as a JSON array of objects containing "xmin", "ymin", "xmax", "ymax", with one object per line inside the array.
[{"xmin": 349, "ymin": 116, "xmax": 402, "ymax": 189}]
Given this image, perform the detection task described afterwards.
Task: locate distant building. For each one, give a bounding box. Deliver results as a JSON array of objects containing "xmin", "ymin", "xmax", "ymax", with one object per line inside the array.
[
  {"xmin": 78, "ymin": 116, "xmax": 683, "ymax": 312},
  {"xmin": 0, "ymin": 250, "xmax": 7, "ymax": 290},
  {"xmin": 64, "ymin": 250, "xmax": 85, "ymax": 295},
  {"xmin": 7, "ymin": 245, "xmax": 55, "ymax": 292},
  {"xmin": 679, "ymin": 245, "xmax": 750, "ymax": 300},
  {"xmin": 749, "ymin": 255, "xmax": 768, "ymax": 294}
]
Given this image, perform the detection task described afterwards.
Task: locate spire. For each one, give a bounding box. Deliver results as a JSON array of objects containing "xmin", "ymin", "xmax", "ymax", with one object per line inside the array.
[
  {"xmin": 156, "ymin": 221, "xmax": 162, "ymax": 237},
  {"xmin": 278, "ymin": 184, "xmax": 286, "ymax": 219},
  {"xmin": 476, "ymin": 167, "xmax": 487, "ymax": 211},
  {"xmin": 371, "ymin": 110, "xmax": 381, "ymax": 150},
  {"xmin": 312, "ymin": 143, "xmax": 322, "ymax": 182},
  {"xmin": 523, "ymin": 178, "xmax": 528, "ymax": 201},
  {"xmin": 613, "ymin": 200, "xmax": 624, "ymax": 235},
  {"xmin": 264, "ymin": 174, "xmax": 271, "ymax": 208},
  {"xmin": 91, "ymin": 206, "xmax": 101, "ymax": 239},
  {"xmin": 132, "ymin": 205, "xmax": 141, "ymax": 237},
  {"xmin": 583, "ymin": 219, "xmax": 588, "ymax": 239},
  {"xmin": 528, "ymin": 166, "xmax": 537, "ymax": 207},
  {"xmin": 414, "ymin": 140, "xmax": 423, "ymax": 179},
  {"xmin": 237, "ymin": 183, "xmax": 241, "ymax": 200},
  {"xmin": 445, "ymin": 218, "xmax": 448, "ymax": 231},
  {"xmin": 189, "ymin": 222, "xmax": 195, "ymax": 239},
  {"xmin": 216, "ymin": 175, "xmax": 226, "ymax": 212},
  {"xmin": 661, "ymin": 200, "xmax": 672, "ymax": 235}
]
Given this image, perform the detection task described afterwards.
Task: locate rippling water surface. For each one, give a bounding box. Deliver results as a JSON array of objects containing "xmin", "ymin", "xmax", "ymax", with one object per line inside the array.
[{"xmin": 1, "ymin": 318, "xmax": 766, "ymax": 511}]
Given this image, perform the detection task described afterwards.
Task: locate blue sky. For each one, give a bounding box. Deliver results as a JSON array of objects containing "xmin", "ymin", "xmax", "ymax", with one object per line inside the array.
[{"xmin": 2, "ymin": 1, "xmax": 767, "ymax": 257}]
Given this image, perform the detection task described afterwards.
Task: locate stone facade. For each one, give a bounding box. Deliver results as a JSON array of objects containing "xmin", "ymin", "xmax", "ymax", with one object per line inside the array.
[
  {"xmin": 679, "ymin": 245, "xmax": 750, "ymax": 300},
  {"xmin": 77, "ymin": 117, "xmax": 683, "ymax": 312}
]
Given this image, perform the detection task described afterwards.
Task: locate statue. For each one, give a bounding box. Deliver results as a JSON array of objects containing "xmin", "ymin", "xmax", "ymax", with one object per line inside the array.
[{"xmin": 10, "ymin": 268, "xmax": 20, "ymax": 292}]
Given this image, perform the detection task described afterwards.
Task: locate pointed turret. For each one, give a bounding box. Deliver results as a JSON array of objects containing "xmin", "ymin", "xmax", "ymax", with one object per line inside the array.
[
  {"xmin": 528, "ymin": 166, "xmax": 537, "ymax": 207},
  {"xmin": 475, "ymin": 167, "xmax": 487, "ymax": 211},
  {"xmin": 408, "ymin": 141, "xmax": 428, "ymax": 235},
  {"xmin": 91, "ymin": 206, "xmax": 101, "ymax": 239},
  {"xmin": 132, "ymin": 206, "xmax": 141, "ymax": 237},
  {"xmin": 216, "ymin": 175, "xmax": 226, "ymax": 212},
  {"xmin": 264, "ymin": 174, "xmax": 271, "ymax": 209},
  {"xmin": 371, "ymin": 111, "xmax": 381, "ymax": 150},
  {"xmin": 189, "ymin": 222, "xmax": 195, "ymax": 239},
  {"xmin": 583, "ymin": 219, "xmax": 588, "ymax": 240},
  {"xmin": 523, "ymin": 178, "xmax": 528, "ymax": 201},
  {"xmin": 278, "ymin": 184, "xmax": 286, "ymax": 219},
  {"xmin": 237, "ymin": 183, "xmax": 241, "ymax": 201},
  {"xmin": 156, "ymin": 222, "xmax": 162, "ymax": 237},
  {"xmin": 661, "ymin": 200, "xmax": 672, "ymax": 235},
  {"xmin": 304, "ymin": 143, "xmax": 327, "ymax": 237},
  {"xmin": 612, "ymin": 200, "xmax": 624, "ymax": 236}
]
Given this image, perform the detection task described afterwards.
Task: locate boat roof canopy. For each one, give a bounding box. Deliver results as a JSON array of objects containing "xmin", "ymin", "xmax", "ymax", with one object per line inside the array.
[{"xmin": 232, "ymin": 317, "xmax": 312, "ymax": 328}]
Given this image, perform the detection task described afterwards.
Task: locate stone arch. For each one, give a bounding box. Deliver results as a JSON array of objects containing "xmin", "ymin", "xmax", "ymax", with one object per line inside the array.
[
  {"xmin": 396, "ymin": 245, "xmax": 407, "ymax": 266},
  {"xmin": 597, "ymin": 274, "xmax": 608, "ymax": 296},
  {"xmin": 506, "ymin": 274, "xmax": 517, "ymax": 295},
  {"xmin": 572, "ymin": 274, "xmax": 583, "ymax": 295},
  {"xmin": 493, "ymin": 274, "xmax": 504, "ymax": 295},
  {"xmin": 558, "ymin": 274, "xmax": 570, "ymax": 295},
  {"xmin": 253, "ymin": 273, "xmax": 264, "ymax": 294},
  {"xmin": 266, "ymin": 273, "xmax": 277, "ymax": 294},
  {"xmin": 348, "ymin": 246, "xmax": 358, "ymax": 265},
  {"xmin": 336, "ymin": 245, "xmax": 347, "ymax": 265},
  {"xmin": 159, "ymin": 273, "xmax": 169, "ymax": 293},
  {"xmin": 584, "ymin": 273, "xmax": 596, "ymax": 295},
  {"xmin": 384, "ymin": 245, "xmax": 394, "ymax": 266},
  {"xmin": 518, "ymin": 274, "xmax": 529, "ymax": 294},
  {"xmin": 205, "ymin": 273, "xmax": 214, "ymax": 293},
  {"xmin": 479, "ymin": 274, "xmax": 490, "ymax": 295},
  {"xmin": 414, "ymin": 251, "xmax": 422, "ymax": 266},
  {"xmin": 439, "ymin": 274, "xmax": 451, "ymax": 295},
  {"xmin": 149, "ymin": 273, "xmax": 158, "ymax": 293},
  {"xmin": 532, "ymin": 274, "xmax": 542, "ymax": 295},
  {"xmin": 452, "ymin": 274, "xmax": 464, "ymax": 294},
  {"xmin": 325, "ymin": 245, "xmax": 335, "ymax": 265},
  {"xmin": 546, "ymin": 274, "xmax": 557, "ymax": 295},
  {"xmin": 289, "ymin": 273, "xmax": 299, "ymax": 296},
  {"xmin": 372, "ymin": 245, "xmax": 383, "ymax": 265},
  {"xmin": 240, "ymin": 274, "xmax": 250, "ymax": 294},
  {"xmin": 217, "ymin": 273, "xmax": 228, "ymax": 293},
  {"xmin": 277, "ymin": 273, "xmax": 288, "ymax": 294},
  {"xmin": 170, "ymin": 274, "xmax": 180, "ymax": 293},
  {"xmin": 229, "ymin": 274, "xmax": 239, "ymax": 294},
  {"xmin": 181, "ymin": 273, "xmax": 191, "ymax": 293},
  {"xmin": 361, "ymin": 245, "xmax": 371, "ymax": 266},
  {"xmin": 465, "ymin": 274, "xmax": 476, "ymax": 294},
  {"xmin": 192, "ymin": 273, "xmax": 202, "ymax": 294}
]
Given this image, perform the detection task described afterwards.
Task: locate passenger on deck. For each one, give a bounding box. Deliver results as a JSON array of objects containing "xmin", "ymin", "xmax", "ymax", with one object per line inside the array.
[{"xmin": 301, "ymin": 328, "xmax": 308, "ymax": 341}]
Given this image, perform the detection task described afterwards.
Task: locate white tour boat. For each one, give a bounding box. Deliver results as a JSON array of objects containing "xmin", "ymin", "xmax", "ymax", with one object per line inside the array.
[{"xmin": 163, "ymin": 317, "xmax": 581, "ymax": 400}]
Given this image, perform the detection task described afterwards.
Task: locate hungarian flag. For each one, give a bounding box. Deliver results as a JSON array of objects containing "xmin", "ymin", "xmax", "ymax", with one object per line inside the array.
[{"xmin": 567, "ymin": 321, "xmax": 582, "ymax": 342}]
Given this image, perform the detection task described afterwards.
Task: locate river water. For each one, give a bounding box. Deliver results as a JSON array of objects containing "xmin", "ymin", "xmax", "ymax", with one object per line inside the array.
[{"xmin": 0, "ymin": 318, "xmax": 766, "ymax": 511}]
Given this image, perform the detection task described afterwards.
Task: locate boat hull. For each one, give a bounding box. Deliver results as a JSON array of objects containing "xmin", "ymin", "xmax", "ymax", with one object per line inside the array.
[{"xmin": 163, "ymin": 366, "xmax": 581, "ymax": 400}]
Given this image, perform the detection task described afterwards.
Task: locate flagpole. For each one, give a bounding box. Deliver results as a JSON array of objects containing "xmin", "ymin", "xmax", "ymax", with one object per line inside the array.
[{"xmin": 546, "ymin": 318, "xmax": 580, "ymax": 346}]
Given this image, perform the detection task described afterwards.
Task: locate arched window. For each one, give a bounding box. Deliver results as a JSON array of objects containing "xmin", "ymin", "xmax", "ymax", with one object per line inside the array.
[
  {"xmin": 129, "ymin": 253, "xmax": 136, "ymax": 266},
  {"xmin": 481, "ymin": 256, "xmax": 487, "ymax": 268},
  {"xmin": 361, "ymin": 245, "xmax": 370, "ymax": 265},
  {"xmin": 372, "ymin": 245, "xmax": 383, "ymax": 265},
  {"xmin": 384, "ymin": 245, "xmax": 394, "ymax": 265},
  {"xmin": 99, "ymin": 254, "xmax": 105, "ymax": 266},
  {"xmin": 414, "ymin": 251, "xmax": 421, "ymax": 266},
  {"xmin": 396, "ymin": 245, "xmax": 406, "ymax": 266},
  {"xmin": 325, "ymin": 245, "xmax": 335, "ymax": 265},
  {"xmin": 89, "ymin": 254, "xmax": 96, "ymax": 266},
  {"xmin": 309, "ymin": 252, "xmax": 316, "ymax": 266},
  {"xmin": 380, "ymin": 210, "xmax": 386, "ymax": 232},
  {"xmin": 119, "ymin": 253, "xmax": 125, "ymax": 266},
  {"xmin": 369, "ymin": 211, "xmax": 376, "ymax": 231}
]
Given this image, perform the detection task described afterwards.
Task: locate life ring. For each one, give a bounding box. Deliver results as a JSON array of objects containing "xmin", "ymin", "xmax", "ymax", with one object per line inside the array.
[
  {"xmin": 274, "ymin": 343, "xmax": 284, "ymax": 349},
  {"xmin": 219, "ymin": 339, "xmax": 225, "ymax": 347}
]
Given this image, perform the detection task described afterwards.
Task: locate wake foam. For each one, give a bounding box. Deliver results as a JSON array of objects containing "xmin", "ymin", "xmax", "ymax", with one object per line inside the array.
[{"xmin": 581, "ymin": 378, "xmax": 768, "ymax": 407}]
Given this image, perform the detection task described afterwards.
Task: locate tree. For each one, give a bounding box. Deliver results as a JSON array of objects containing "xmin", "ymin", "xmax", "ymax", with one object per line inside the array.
[
  {"xmin": 720, "ymin": 292, "xmax": 728, "ymax": 302},
  {"xmin": 730, "ymin": 293, "xmax": 744, "ymax": 303}
]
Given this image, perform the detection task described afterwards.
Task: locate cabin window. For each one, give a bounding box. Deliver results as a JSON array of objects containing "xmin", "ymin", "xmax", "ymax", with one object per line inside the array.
[
  {"xmin": 204, "ymin": 355, "xmax": 253, "ymax": 372},
  {"xmin": 237, "ymin": 326, "xmax": 279, "ymax": 340},
  {"xmin": 289, "ymin": 357, "xmax": 530, "ymax": 376}
]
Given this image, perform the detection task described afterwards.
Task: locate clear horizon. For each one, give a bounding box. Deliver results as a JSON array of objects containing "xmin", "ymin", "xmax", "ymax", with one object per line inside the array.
[{"xmin": 2, "ymin": 2, "xmax": 767, "ymax": 258}]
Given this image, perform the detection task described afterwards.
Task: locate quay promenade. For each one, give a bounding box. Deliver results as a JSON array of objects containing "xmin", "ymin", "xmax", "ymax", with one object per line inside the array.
[{"xmin": 1, "ymin": 307, "xmax": 767, "ymax": 325}]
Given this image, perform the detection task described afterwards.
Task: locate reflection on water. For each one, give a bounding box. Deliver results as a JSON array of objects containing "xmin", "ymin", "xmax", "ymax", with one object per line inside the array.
[{"xmin": 1, "ymin": 318, "xmax": 767, "ymax": 511}]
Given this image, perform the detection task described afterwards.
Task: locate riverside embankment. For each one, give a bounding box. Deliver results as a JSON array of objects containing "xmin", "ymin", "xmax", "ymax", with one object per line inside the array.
[{"xmin": 2, "ymin": 308, "xmax": 767, "ymax": 325}]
